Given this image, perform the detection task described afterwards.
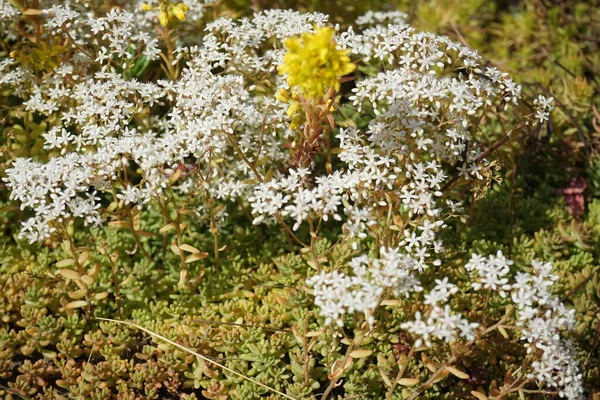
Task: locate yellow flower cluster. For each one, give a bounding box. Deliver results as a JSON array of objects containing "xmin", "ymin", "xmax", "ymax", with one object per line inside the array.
[
  {"xmin": 275, "ymin": 89, "xmax": 303, "ymax": 129},
  {"xmin": 141, "ymin": 1, "xmax": 189, "ymax": 27},
  {"xmin": 277, "ymin": 26, "xmax": 356, "ymax": 99}
]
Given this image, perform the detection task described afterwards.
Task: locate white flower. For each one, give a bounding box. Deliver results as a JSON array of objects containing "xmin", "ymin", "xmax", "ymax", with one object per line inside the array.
[
  {"xmin": 117, "ymin": 185, "xmax": 142, "ymax": 205},
  {"xmin": 466, "ymin": 250, "xmax": 512, "ymax": 296}
]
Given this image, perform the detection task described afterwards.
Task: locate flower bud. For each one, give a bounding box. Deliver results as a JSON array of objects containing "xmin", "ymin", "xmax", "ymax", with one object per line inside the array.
[
  {"xmin": 158, "ymin": 10, "xmax": 169, "ymax": 26},
  {"xmin": 171, "ymin": 3, "xmax": 189, "ymax": 21}
]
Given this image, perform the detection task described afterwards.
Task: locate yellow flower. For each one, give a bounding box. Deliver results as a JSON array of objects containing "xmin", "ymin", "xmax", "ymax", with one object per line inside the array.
[
  {"xmin": 170, "ymin": 3, "xmax": 189, "ymax": 21},
  {"xmin": 278, "ymin": 26, "xmax": 355, "ymax": 99},
  {"xmin": 158, "ymin": 9, "xmax": 169, "ymax": 26},
  {"xmin": 276, "ymin": 88, "xmax": 305, "ymax": 128},
  {"xmin": 142, "ymin": 1, "xmax": 189, "ymax": 27}
]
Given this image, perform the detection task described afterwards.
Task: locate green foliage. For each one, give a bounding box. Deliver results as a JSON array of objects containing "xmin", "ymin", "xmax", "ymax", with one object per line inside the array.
[{"xmin": 1, "ymin": 0, "xmax": 600, "ymax": 399}]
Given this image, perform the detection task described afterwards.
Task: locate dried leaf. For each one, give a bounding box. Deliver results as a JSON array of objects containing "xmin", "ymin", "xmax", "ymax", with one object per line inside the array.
[
  {"xmin": 77, "ymin": 252, "xmax": 90, "ymax": 265},
  {"xmin": 65, "ymin": 300, "xmax": 88, "ymax": 309},
  {"xmin": 264, "ymin": 167, "xmax": 275, "ymax": 182},
  {"xmin": 159, "ymin": 223, "xmax": 175, "ymax": 233},
  {"xmin": 349, "ymin": 349, "xmax": 373, "ymax": 358},
  {"xmin": 398, "ymin": 378, "xmax": 420, "ymax": 387},
  {"xmin": 88, "ymin": 263, "xmax": 100, "ymax": 279},
  {"xmin": 471, "ymin": 390, "xmax": 488, "ymax": 400},
  {"xmin": 179, "ymin": 244, "xmax": 200, "ymax": 253},
  {"xmin": 328, "ymin": 368, "xmax": 344, "ymax": 380},
  {"xmin": 380, "ymin": 370, "xmax": 392, "ymax": 388},
  {"xmin": 177, "ymin": 269, "xmax": 188, "ymax": 289},
  {"xmin": 397, "ymin": 354, "xmax": 408, "ymax": 366},
  {"xmin": 431, "ymin": 368, "xmax": 450, "ymax": 383},
  {"xmin": 446, "ymin": 366, "xmax": 469, "ymax": 379},
  {"xmin": 93, "ymin": 292, "xmax": 109, "ymax": 301},
  {"xmin": 121, "ymin": 276, "xmax": 133, "ymax": 286},
  {"xmin": 305, "ymin": 328, "xmax": 326, "ymax": 337},
  {"xmin": 108, "ymin": 220, "xmax": 130, "ymax": 229},
  {"xmin": 169, "ymin": 168, "xmax": 182, "ymax": 185},
  {"xmin": 498, "ymin": 326, "xmax": 509, "ymax": 339},
  {"xmin": 59, "ymin": 269, "xmax": 80, "ymax": 280},
  {"xmin": 185, "ymin": 252, "xmax": 209, "ymax": 263},
  {"xmin": 291, "ymin": 325, "xmax": 303, "ymax": 345},
  {"xmin": 343, "ymin": 357, "xmax": 353, "ymax": 369},
  {"xmin": 23, "ymin": 8, "xmax": 43, "ymax": 15},
  {"xmin": 422, "ymin": 353, "xmax": 437, "ymax": 373},
  {"xmin": 81, "ymin": 275, "xmax": 95, "ymax": 286},
  {"xmin": 68, "ymin": 288, "xmax": 88, "ymax": 299},
  {"xmin": 56, "ymin": 259, "xmax": 75, "ymax": 268},
  {"xmin": 133, "ymin": 213, "xmax": 141, "ymax": 231}
]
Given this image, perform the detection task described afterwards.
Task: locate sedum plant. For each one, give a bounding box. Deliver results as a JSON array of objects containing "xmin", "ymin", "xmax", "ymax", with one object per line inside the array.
[{"xmin": 0, "ymin": 0, "xmax": 588, "ymax": 399}]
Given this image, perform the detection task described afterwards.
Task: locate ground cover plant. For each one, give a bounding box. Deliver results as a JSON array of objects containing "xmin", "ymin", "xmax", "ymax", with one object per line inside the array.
[{"xmin": 0, "ymin": 0, "xmax": 599, "ymax": 399}]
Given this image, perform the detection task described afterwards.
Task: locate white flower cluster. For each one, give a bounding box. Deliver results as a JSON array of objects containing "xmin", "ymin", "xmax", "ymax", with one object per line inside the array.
[
  {"xmin": 2, "ymin": 5, "xmax": 162, "ymax": 116},
  {"xmin": 38, "ymin": 4, "xmax": 161, "ymax": 67},
  {"xmin": 249, "ymin": 128, "xmax": 399, "ymax": 230},
  {"xmin": 515, "ymin": 261, "xmax": 584, "ymax": 400},
  {"xmin": 533, "ymin": 94, "xmax": 555, "ymax": 124},
  {"xmin": 465, "ymin": 253, "xmax": 584, "ymax": 399},
  {"xmin": 339, "ymin": 25, "xmax": 521, "ymax": 192},
  {"xmin": 6, "ymin": 155, "xmax": 103, "ymax": 242},
  {"xmin": 1, "ymin": 5, "xmax": 582, "ymax": 396},
  {"xmin": 401, "ymin": 277, "xmax": 479, "ymax": 348},
  {"xmin": 0, "ymin": 9, "xmax": 323, "ymax": 242},
  {"xmin": 0, "ymin": 0, "xmax": 19, "ymax": 40},
  {"xmin": 402, "ymin": 312, "xmax": 479, "ymax": 350},
  {"xmin": 42, "ymin": 4, "xmax": 81, "ymax": 35},
  {"xmin": 465, "ymin": 251, "xmax": 513, "ymax": 295},
  {"xmin": 89, "ymin": 8, "xmax": 161, "ymax": 66},
  {"xmin": 354, "ymin": 10, "xmax": 408, "ymax": 27},
  {"xmin": 0, "ymin": 0, "xmax": 17, "ymax": 19},
  {"xmin": 399, "ymin": 162, "xmax": 446, "ymax": 218},
  {"xmin": 307, "ymin": 270, "xmax": 383, "ymax": 327},
  {"xmin": 3, "ymin": 6, "xmax": 526, "ymax": 248},
  {"xmin": 308, "ymin": 251, "xmax": 477, "ymax": 344},
  {"xmin": 309, "ymin": 249, "xmax": 583, "ymax": 397},
  {"xmin": 307, "ymin": 247, "xmax": 422, "ymax": 326},
  {"xmin": 190, "ymin": 9, "xmax": 328, "ymax": 73},
  {"xmin": 4, "ymin": 69, "xmax": 170, "ymax": 242}
]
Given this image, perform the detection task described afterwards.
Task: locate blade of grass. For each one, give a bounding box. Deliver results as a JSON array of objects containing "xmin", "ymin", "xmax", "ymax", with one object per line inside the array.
[
  {"xmin": 78, "ymin": 342, "xmax": 96, "ymax": 396},
  {"xmin": 0, "ymin": 383, "xmax": 28, "ymax": 399},
  {"xmin": 96, "ymin": 317, "xmax": 298, "ymax": 400}
]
